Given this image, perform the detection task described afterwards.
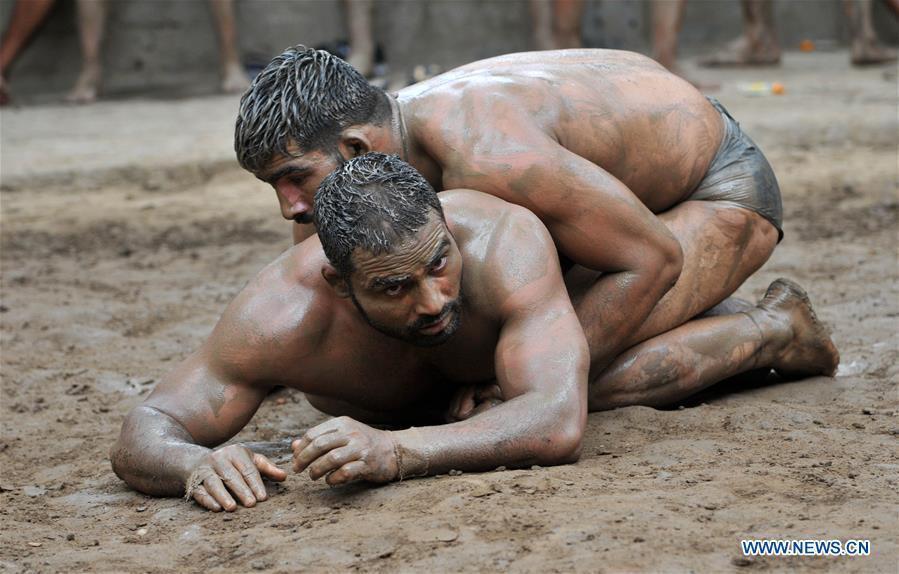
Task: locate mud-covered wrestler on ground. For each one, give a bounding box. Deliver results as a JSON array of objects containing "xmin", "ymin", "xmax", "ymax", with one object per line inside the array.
[
  {"xmin": 235, "ymin": 46, "xmax": 788, "ymax": 379},
  {"xmin": 111, "ymin": 154, "xmax": 838, "ymax": 512}
]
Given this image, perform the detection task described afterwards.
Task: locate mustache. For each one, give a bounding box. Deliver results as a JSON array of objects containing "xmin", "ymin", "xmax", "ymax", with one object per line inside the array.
[
  {"xmin": 411, "ymin": 300, "xmax": 458, "ymax": 331},
  {"xmin": 293, "ymin": 212, "xmax": 314, "ymax": 225}
]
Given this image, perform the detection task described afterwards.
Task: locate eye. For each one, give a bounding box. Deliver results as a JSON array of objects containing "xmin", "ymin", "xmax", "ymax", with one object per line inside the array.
[
  {"xmin": 430, "ymin": 256, "xmax": 448, "ymax": 273},
  {"xmin": 384, "ymin": 284, "xmax": 404, "ymax": 297}
]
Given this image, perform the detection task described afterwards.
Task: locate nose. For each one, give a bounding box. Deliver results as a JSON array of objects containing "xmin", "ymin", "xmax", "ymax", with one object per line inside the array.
[
  {"xmin": 274, "ymin": 184, "xmax": 312, "ymax": 222},
  {"xmin": 282, "ymin": 201, "xmax": 312, "ymax": 223},
  {"xmin": 415, "ymin": 278, "xmax": 447, "ymax": 318}
]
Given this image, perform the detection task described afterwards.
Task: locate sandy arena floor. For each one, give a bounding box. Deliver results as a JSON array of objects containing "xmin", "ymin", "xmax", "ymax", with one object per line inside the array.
[{"xmin": 1, "ymin": 52, "xmax": 897, "ymax": 572}]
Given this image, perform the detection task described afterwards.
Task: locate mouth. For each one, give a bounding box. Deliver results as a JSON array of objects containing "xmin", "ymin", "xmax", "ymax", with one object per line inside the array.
[{"xmin": 417, "ymin": 310, "xmax": 452, "ymax": 336}]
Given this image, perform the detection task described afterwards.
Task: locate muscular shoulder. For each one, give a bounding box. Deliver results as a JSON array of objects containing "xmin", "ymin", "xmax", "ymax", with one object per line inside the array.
[
  {"xmin": 442, "ymin": 190, "xmax": 560, "ymax": 315},
  {"xmin": 206, "ymin": 240, "xmax": 335, "ymax": 383},
  {"xmin": 405, "ymin": 77, "xmax": 555, "ymax": 188}
]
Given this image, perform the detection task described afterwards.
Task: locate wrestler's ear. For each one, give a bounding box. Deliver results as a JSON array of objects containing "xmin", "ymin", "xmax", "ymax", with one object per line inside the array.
[
  {"xmin": 322, "ymin": 264, "xmax": 351, "ymax": 298},
  {"xmin": 337, "ymin": 127, "xmax": 373, "ymax": 159}
]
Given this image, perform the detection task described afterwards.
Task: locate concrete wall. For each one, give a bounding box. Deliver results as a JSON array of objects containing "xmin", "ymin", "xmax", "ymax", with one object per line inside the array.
[{"xmin": 1, "ymin": 0, "xmax": 897, "ymax": 101}]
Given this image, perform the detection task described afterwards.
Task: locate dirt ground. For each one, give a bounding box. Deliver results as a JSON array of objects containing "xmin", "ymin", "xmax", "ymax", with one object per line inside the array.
[{"xmin": 1, "ymin": 52, "xmax": 897, "ymax": 572}]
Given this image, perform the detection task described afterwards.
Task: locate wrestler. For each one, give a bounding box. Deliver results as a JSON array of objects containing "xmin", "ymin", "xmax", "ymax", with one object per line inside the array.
[
  {"xmin": 234, "ymin": 47, "xmax": 785, "ymax": 377},
  {"xmin": 111, "ymin": 154, "xmax": 838, "ymax": 511}
]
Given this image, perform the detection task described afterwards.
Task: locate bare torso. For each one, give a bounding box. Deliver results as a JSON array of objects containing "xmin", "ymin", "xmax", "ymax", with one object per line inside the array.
[
  {"xmin": 401, "ymin": 49, "xmax": 723, "ymax": 212},
  {"xmin": 225, "ymin": 191, "xmax": 525, "ymax": 421}
]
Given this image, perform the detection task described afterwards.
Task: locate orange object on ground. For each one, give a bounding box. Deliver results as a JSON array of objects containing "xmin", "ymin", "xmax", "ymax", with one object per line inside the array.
[
  {"xmin": 800, "ymin": 39, "xmax": 815, "ymax": 52},
  {"xmin": 771, "ymin": 82, "xmax": 785, "ymax": 95}
]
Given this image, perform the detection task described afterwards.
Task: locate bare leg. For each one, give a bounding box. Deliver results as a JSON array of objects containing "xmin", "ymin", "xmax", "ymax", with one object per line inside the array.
[
  {"xmin": 885, "ymin": 0, "xmax": 899, "ymax": 17},
  {"xmin": 0, "ymin": 0, "xmax": 56, "ymax": 72},
  {"xmin": 531, "ymin": 0, "xmax": 555, "ymax": 50},
  {"xmin": 0, "ymin": 0, "xmax": 57, "ymax": 104},
  {"xmin": 650, "ymin": 0, "xmax": 718, "ymax": 89},
  {"xmin": 453, "ymin": 288, "xmax": 832, "ymax": 420},
  {"xmin": 651, "ymin": 0, "xmax": 686, "ymax": 73},
  {"xmin": 66, "ymin": 0, "xmax": 106, "ymax": 104},
  {"xmin": 552, "ymin": 0, "xmax": 584, "ymax": 49},
  {"xmin": 845, "ymin": 0, "xmax": 896, "ymax": 65},
  {"xmin": 589, "ymin": 279, "xmax": 839, "ymax": 410},
  {"xmin": 208, "ymin": 0, "xmax": 250, "ymax": 93},
  {"xmin": 567, "ymin": 202, "xmax": 780, "ymax": 375},
  {"xmin": 344, "ymin": 0, "xmax": 374, "ymax": 77},
  {"xmin": 699, "ymin": 0, "xmax": 781, "ymax": 67}
]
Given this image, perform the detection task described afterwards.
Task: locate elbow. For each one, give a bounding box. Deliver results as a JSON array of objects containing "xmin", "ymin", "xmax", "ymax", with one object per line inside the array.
[
  {"xmin": 109, "ymin": 422, "xmax": 136, "ymax": 485},
  {"xmin": 538, "ymin": 402, "xmax": 586, "ymax": 466},
  {"xmin": 109, "ymin": 442, "xmax": 143, "ymax": 493},
  {"xmin": 551, "ymin": 422, "xmax": 584, "ymax": 465},
  {"xmin": 538, "ymin": 343, "xmax": 589, "ymax": 466},
  {"xmin": 109, "ymin": 442, "xmax": 128, "ymax": 482},
  {"xmin": 108, "ymin": 405, "xmax": 154, "ymax": 487}
]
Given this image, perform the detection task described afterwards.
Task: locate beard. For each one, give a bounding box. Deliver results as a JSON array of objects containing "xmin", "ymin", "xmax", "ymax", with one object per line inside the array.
[{"xmin": 350, "ymin": 290, "xmax": 464, "ymax": 347}]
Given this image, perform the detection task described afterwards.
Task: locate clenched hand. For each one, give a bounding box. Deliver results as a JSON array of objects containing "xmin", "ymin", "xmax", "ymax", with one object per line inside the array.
[
  {"xmin": 445, "ymin": 382, "xmax": 504, "ymax": 422},
  {"xmin": 292, "ymin": 416, "xmax": 398, "ymax": 485}
]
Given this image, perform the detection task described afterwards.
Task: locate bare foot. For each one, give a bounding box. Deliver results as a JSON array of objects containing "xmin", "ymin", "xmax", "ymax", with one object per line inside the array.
[
  {"xmin": 755, "ymin": 278, "xmax": 840, "ymax": 379},
  {"xmin": 699, "ymin": 34, "xmax": 781, "ymax": 67},
  {"xmin": 851, "ymin": 40, "xmax": 898, "ymax": 66},
  {"xmin": 221, "ymin": 62, "xmax": 250, "ymax": 94},
  {"xmin": 65, "ymin": 66, "xmax": 100, "ymax": 104}
]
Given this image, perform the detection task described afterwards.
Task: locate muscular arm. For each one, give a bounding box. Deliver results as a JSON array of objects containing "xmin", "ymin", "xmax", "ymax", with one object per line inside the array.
[
  {"xmin": 445, "ymin": 135, "xmax": 684, "ymax": 371},
  {"xmin": 110, "ymin": 346, "xmax": 270, "ymax": 497},
  {"xmin": 111, "ymin": 264, "xmax": 318, "ymax": 506}
]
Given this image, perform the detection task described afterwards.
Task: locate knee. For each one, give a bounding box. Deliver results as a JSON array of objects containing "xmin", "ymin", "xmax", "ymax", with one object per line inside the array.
[{"xmin": 720, "ymin": 208, "xmax": 778, "ymax": 254}]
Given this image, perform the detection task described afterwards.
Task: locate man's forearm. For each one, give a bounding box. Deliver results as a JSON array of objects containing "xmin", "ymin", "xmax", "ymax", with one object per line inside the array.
[
  {"xmin": 111, "ymin": 405, "xmax": 211, "ymax": 497},
  {"xmin": 389, "ymin": 390, "xmax": 584, "ymax": 477}
]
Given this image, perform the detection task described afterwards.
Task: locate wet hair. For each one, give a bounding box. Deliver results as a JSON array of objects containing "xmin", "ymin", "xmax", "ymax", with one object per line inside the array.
[
  {"xmin": 315, "ymin": 153, "xmax": 445, "ymax": 276},
  {"xmin": 234, "ymin": 45, "xmax": 390, "ymax": 173}
]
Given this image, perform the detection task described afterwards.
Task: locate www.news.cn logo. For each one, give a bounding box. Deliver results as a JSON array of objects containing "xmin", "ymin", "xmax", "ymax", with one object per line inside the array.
[{"xmin": 741, "ymin": 539, "xmax": 871, "ymax": 557}]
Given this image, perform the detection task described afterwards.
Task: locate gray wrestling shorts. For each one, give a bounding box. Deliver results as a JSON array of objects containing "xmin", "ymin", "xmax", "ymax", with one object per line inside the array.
[{"xmin": 689, "ymin": 97, "xmax": 784, "ymax": 241}]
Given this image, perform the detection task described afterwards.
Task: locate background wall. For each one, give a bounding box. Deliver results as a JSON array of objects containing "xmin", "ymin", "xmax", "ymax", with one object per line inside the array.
[{"xmin": 1, "ymin": 0, "xmax": 897, "ymax": 101}]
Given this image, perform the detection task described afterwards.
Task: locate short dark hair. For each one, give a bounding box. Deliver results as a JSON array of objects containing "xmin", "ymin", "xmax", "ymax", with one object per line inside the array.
[
  {"xmin": 315, "ymin": 153, "xmax": 445, "ymax": 276},
  {"xmin": 234, "ymin": 45, "xmax": 390, "ymax": 173}
]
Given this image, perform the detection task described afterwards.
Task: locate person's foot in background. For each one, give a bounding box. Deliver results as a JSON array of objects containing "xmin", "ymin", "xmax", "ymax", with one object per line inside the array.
[
  {"xmin": 699, "ymin": 0, "xmax": 781, "ymax": 67},
  {"xmin": 65, "ymin": 61, "xmax": 101, "ymax": 103},
  {"xmin": 64, "ymin": 0, "xmax": 105, "ymax": 104},
  {"xmin": 846, "ymin": 0, "xmax": 897, "ymax": 65},
  {"xmin": 220, "ymin": 60, "xmax": 250, "ymax": 93},
  {"xmin": 651, "ymin": 0, "xmax": 719, "ymax": 91},
  {"xmin": 209, "ymin": 0, "xmax": 251, "ymax": 93}
]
